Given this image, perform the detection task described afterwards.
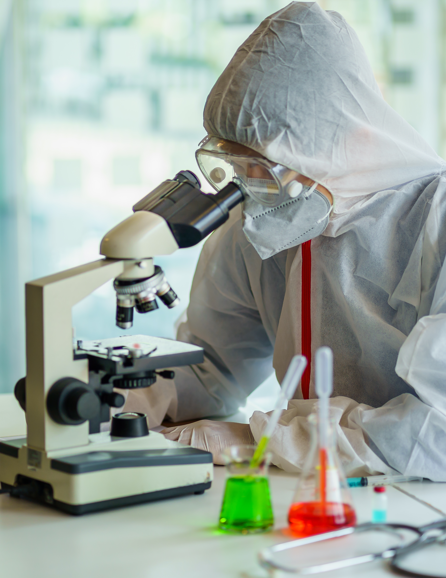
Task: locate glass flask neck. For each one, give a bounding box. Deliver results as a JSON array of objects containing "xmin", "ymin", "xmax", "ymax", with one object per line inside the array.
[{"xmin": 308, "ymin": 411, "xmax": 337, "ymax": 450}]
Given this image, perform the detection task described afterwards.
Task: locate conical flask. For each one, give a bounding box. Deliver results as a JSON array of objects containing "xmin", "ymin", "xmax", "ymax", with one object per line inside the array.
[{"xmin": 288, "ymin": 412, "xmax": 357, "ymax": 536}]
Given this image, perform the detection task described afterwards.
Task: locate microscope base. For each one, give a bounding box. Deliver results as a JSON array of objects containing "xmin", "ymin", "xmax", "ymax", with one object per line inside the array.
[
  {"xmin": 1, "ymin": 477, "xmax": 211, "ymax": 515},
  {"xmin": 0, "ymin": 434, "xmax": 213, "ymax": 515}
]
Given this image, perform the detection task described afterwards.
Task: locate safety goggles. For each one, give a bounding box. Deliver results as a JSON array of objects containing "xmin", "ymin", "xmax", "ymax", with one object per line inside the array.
[{"xmin": 195, "ymin": 136, "xmax": 308, "ymax": 207}]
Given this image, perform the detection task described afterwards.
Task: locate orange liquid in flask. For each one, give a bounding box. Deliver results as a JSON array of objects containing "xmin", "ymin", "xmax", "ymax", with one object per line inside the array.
[
  {"xmin": 288, "ymin": 501, "xmax": 357, "ymax": 536},
  {"xmin": 288, "ymin": 448, "xmax": 357, "ymax": 536}
]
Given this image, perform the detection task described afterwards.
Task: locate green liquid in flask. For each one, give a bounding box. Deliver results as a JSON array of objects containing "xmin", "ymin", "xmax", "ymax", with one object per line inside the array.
[{"xmin": 219, "ymin": 476, "xmax": 274, "ymax": 533}]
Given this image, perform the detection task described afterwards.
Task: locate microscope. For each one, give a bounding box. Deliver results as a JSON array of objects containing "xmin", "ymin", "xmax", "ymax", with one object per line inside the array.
[{"xmin": 0, "ymin": 171, "xmax": 244, "ymax": 514}]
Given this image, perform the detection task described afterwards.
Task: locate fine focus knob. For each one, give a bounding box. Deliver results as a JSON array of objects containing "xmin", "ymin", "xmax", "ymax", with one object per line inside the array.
[
  {"xmin": 101, "ymin": 391, "xmax": 126, "ymax": 408},
  {"xmin": 47, "ymin": 378, "xmax": 101, "ymax": 425}
]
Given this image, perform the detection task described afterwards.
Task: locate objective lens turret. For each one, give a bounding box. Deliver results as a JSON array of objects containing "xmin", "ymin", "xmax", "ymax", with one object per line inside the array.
[{"xmin": 113, "ymin": 266, "xmax": 179, "ymax": 329}]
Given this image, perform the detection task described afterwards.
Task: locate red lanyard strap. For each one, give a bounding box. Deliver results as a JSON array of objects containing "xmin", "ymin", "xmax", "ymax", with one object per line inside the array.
[{"xmin": 301, "ymin": 240, "xmax": 312, "ymax": 399}]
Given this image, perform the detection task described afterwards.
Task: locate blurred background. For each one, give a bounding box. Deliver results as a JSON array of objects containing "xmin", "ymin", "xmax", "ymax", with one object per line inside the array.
[{"xmin": 0, "ymin": 1, "xmax": 444, "ymax": 412}]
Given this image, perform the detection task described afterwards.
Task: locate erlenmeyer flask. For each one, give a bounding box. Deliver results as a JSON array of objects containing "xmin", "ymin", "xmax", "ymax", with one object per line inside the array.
[
  {"xmin": 219, "ymin": 445, "xmax": 274, "ymax": 533},
  {"xmin": 288, "ymin": 412, "xmax": 357, "ymax": 536}
]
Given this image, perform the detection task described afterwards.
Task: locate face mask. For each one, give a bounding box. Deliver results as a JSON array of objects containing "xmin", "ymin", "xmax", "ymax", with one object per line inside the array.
[{"xmin": 242, "ymin": 184, "xmax": 332, "ymax": 260}]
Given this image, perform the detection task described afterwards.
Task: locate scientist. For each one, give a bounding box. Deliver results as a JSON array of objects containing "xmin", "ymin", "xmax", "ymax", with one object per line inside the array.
[{"xmin": 122, "ymin": 2, "xmax": 446, "ymax": 480}]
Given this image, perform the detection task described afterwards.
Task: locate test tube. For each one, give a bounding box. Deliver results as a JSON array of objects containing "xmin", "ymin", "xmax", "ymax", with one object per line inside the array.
[{"xmin": 372, "ymin": 486, "xmax": 387, "ymax": 523}]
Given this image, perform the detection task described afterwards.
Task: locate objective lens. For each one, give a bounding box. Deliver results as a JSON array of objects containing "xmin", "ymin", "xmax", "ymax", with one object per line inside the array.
[
  {"xmin": 113, "ymin": 266, "xmax": 179, "ymax": 329},
  {"xmin": 116, "ymin": 296, "xmax": 134, "ymax": 329},
  {"xmin": 135, "ymin": 292, "xmax": 159, "ymax": 313},
  {"xmin": 157, "ymin": 286, "xmax": 179, "ymax": 309}
]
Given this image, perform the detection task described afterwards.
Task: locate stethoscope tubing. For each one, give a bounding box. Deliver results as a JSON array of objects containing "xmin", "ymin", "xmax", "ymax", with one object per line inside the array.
[
  {"xmin": 258, "ymin": 520, "xmax": 446, "ymax": 576},
  {"xmin": 391, "ymin": 520, "xmax": 446, "ymax": 578}
]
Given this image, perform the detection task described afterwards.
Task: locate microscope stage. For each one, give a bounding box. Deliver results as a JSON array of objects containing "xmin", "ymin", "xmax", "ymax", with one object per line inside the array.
[{"xmin": 75, "ymin": 335, "xmax": 204, "ymax": 374}]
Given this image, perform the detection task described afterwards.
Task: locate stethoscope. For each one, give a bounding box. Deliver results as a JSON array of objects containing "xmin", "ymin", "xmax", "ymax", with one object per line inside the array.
[{"xmin": 258, "ymin": 519, "xmax": 446, "ymax": 577}]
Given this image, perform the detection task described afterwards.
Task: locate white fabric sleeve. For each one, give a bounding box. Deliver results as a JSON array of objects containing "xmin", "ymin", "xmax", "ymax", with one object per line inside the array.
[
  {"xmin": 249, "ymin": 397, "xmax": 399, "ymax": 477},
  {"xmin": 249, "ymin": 391, "xmax": 446, "ymax": 480},
  {"xmin": 123, "ymin": 212, "xmax": 276, "ymax": 424},
  {"xmin": 250, "ymin": 315, "xmax": 446, "ymax": 480},
  {"xmin": 251, "ymin": 256, "xmax": 446, "ymax": 481}
]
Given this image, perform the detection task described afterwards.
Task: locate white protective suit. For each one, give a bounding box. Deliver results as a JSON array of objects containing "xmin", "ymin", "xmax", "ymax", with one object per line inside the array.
[{"xmin": 124, "ymin": 2, "xmax": 446, "ymax": 480}]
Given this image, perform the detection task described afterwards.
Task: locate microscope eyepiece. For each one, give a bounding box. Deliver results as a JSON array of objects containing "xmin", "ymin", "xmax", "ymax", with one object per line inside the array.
[{"xmin": 113, "ymin": 266, "xmax": 179, "ymax": 329}]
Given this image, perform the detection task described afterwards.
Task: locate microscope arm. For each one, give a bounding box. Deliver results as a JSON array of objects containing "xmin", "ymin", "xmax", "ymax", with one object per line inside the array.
[{"xmin": 25, "ymin": 258, "xmax": 140, "ymax": 452}]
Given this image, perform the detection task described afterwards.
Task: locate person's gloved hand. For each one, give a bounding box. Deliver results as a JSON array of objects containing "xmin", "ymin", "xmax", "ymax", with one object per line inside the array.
[{"xmin": 161, "ymin": 420, "xmax": 254, "ymax": 465}]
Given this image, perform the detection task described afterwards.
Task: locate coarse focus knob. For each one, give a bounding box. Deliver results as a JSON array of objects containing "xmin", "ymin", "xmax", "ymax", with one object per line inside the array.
[
  {"xmin": 14, "ymin": 377, "xmax": 26, "ymax": 411},
  {"xmin": 47, "ymin": 378, "xmax": 101, "ymax": 425}
]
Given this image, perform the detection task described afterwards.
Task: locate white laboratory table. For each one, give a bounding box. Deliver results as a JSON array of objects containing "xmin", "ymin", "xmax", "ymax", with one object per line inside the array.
[{"xmin": 0, "ymin": 393, "xmax": 445, "ymax": 578}]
